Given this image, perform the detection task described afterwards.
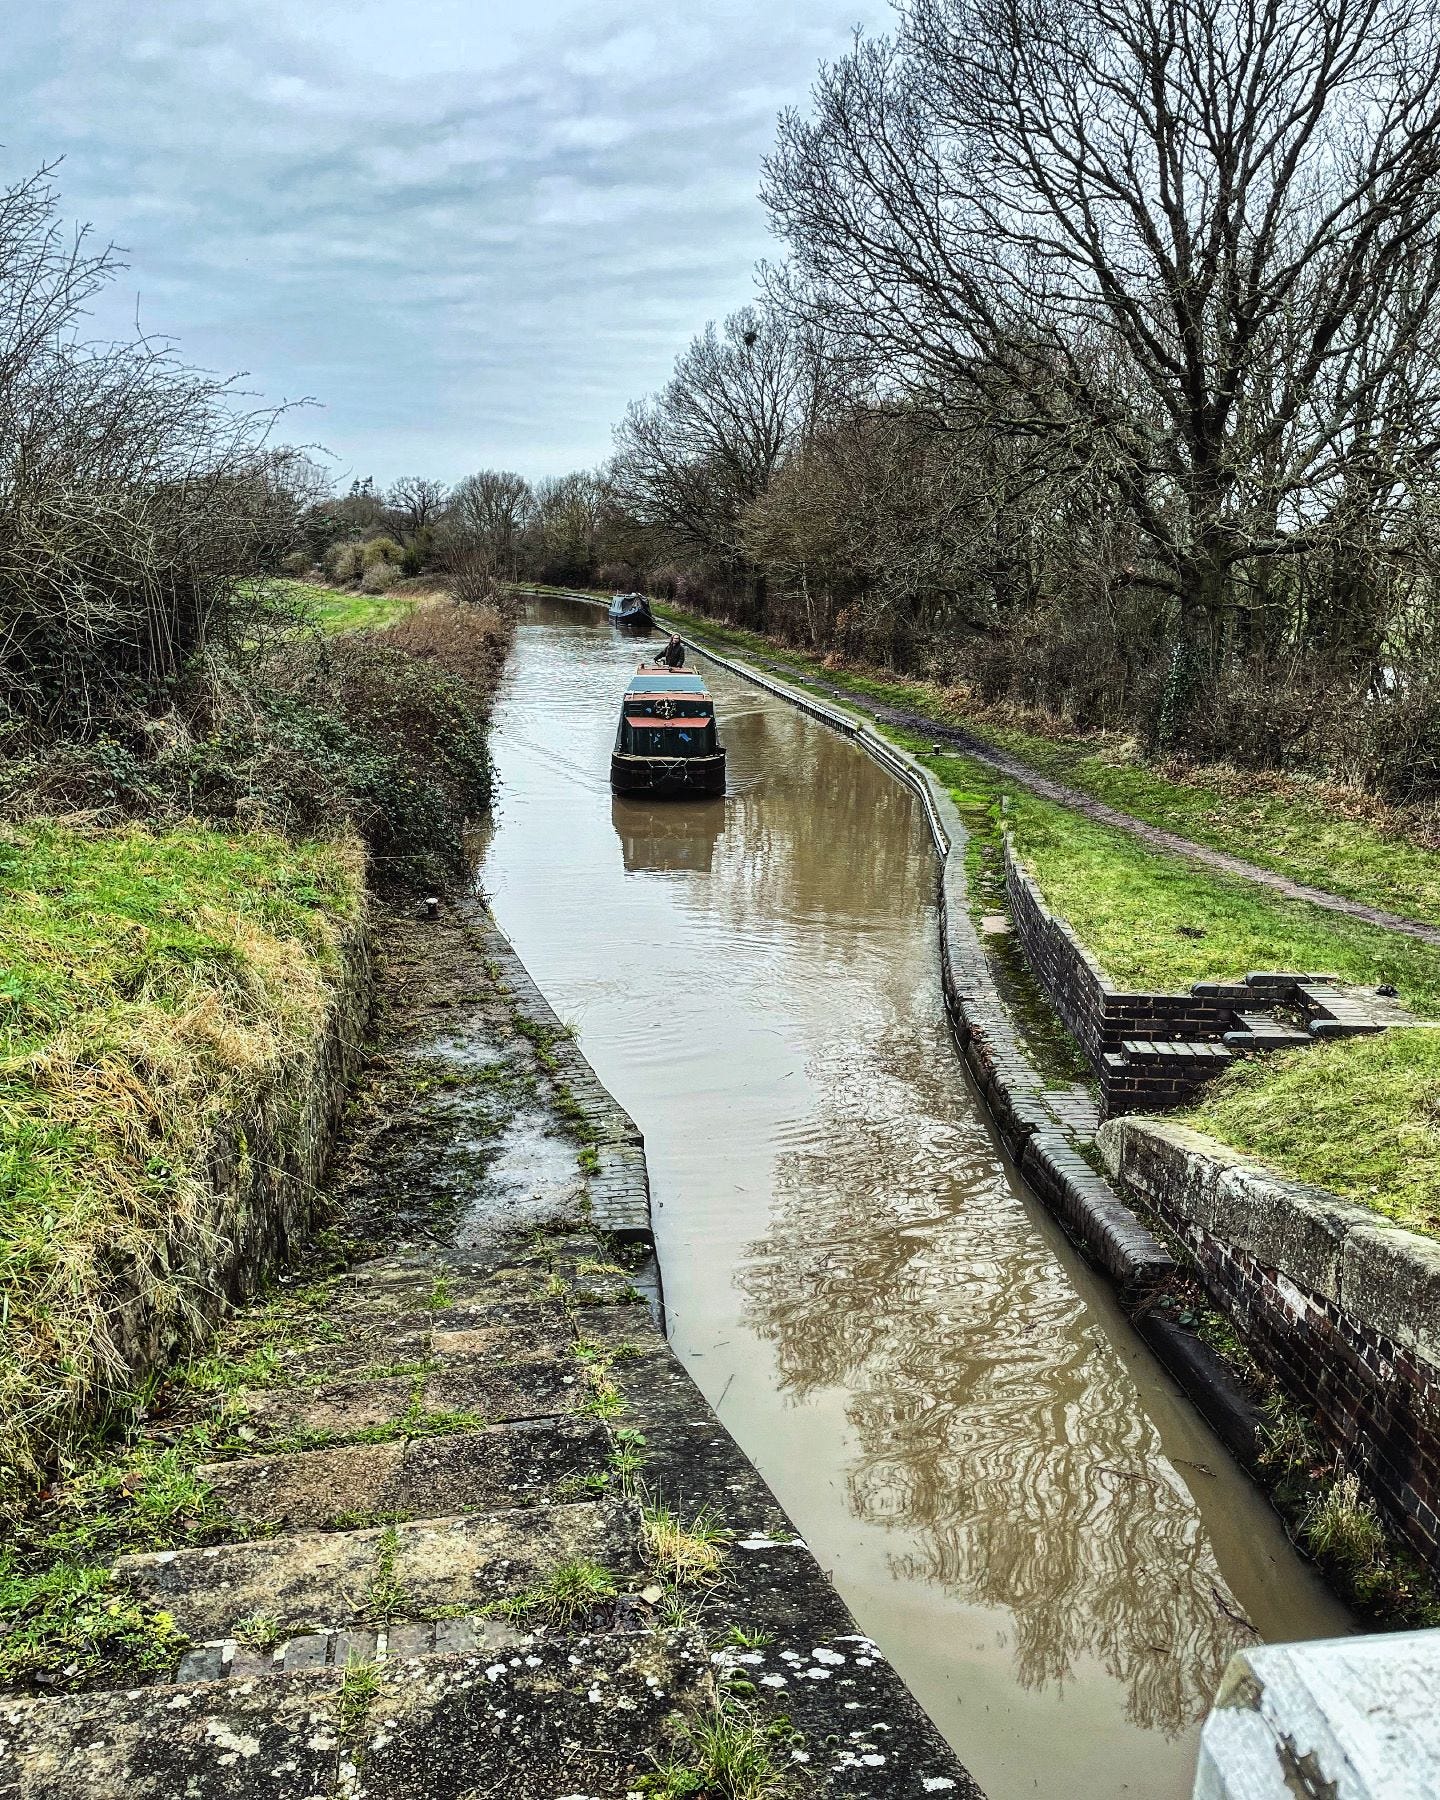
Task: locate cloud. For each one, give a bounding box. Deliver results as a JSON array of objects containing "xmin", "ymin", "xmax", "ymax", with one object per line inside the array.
[{"xmin": 6, "ymin": 0, "xmax": 887, "ymax": 483}]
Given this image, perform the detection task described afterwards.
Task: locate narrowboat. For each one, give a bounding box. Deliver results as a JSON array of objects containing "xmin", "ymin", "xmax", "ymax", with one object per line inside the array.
[
  {"xmin": 607, "ymin": 591, "xmax": 653, "ymax": 629},
  {"xmin": 610, "ymin": 664, "xmax": 726, "ymax": 798}
]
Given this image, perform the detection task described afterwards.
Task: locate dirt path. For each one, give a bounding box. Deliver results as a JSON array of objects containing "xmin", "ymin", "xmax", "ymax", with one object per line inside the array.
[
  {"xmin": 0, "ymin": 901, "xmax": 978, "ymax": 1799},
  {"xmin": 687, "ymin": 639, "xmax": 1440, "ymax": 947}
]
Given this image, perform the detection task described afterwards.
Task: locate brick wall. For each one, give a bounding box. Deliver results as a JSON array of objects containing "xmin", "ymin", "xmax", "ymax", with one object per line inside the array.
[
  {"xmin": 1004, "ymin": 842, "xmax": 1234, "ymax": 1113},
  {"xmin": 1103, "ymin": 1118, "xmax": 1440, "ymax": 1578},
  {"xmin": 1160, "ymin": 1199, "xmax": 1440, "ymax": 1569}
]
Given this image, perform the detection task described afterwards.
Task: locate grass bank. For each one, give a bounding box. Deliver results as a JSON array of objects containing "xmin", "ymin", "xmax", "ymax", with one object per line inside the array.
[
  {"xmin": 1, "ymin": 591, "xmax": 515, "ymax": 1493},
  {"xmin": 266, "ymin": 576, "xmax": 421, "ymax": 636},
  {"xmin": 0, "ymin": 822, "xmax": 367, "ymax": 1491}
]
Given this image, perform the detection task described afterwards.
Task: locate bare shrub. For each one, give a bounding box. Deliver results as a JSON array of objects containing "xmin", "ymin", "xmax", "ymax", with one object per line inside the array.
[
  {"xmin": 0, "ymin": 165, "xmax": 318, "ymax": 743},
  {"xmin": 379, "ymin": 597, "xmax": 514, "ymax": 712},
  {"xmin": 360, "ymin": 559, "xmax": 401, "ymax": 594},
  {"xmin": 598, "ymin": 562, "xmax": 641, "ymax": 591},
  {"xmin": 647, "ymin": 564, "xmax": 682, "ymax": 599},
  {"xmin": 442, "ymin": 542, "xmax": 502, "ymax": 608}
]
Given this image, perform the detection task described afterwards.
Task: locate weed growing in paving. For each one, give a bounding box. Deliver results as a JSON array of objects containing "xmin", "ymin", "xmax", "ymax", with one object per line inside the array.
[
  {"xmin": 234, "ymin": 1610, "xmax": 284, "ymax": 1652},
  {"xmin": 337, "ymin": 1656, "xmax": 382, "ymax": 1739},
  {"xmin": 0, "ymin": 1554, "xmax": 187, "ymax": 1690},
  {"xmin": 640, "ymin": 1493, "xmax": 728, "ymax": 1586},
  {"xmin": 640, "ymin": 1692, "xmax": 790, "ymax": 1799},
  {"xmin": 361, "ymin": 1527, "xmax": 413, "ymax": 1625},
  {"xmin": 497, "ymin": 1557, "xmax": 618, "ymax": 1629}
]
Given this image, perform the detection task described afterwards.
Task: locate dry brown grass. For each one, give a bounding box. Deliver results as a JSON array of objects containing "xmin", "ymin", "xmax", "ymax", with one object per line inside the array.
[{"xmin": 377, "ymin": 596, "xmax": 514, "ymax": 715}]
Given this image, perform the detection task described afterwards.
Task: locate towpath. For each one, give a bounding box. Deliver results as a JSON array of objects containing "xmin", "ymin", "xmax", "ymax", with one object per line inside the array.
[
  {"xmin": 0, "ymin": 902, "xmax": 977, "ymax": 1799},
  {"xmin": 674, "ymin": 630, "xmax": 1440, "ymax": 947}
]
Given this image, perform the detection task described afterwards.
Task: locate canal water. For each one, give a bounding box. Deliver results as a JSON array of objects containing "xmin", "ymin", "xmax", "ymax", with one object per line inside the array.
[{"xmin": 476, "ymin": 595, "xmax": 1349, "ymax": 1800}]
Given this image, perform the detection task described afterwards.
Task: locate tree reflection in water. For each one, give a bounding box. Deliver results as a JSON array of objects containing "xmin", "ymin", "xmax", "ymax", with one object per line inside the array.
[{"xmin": 738, "ymin": 1023, "xmax": 1253, "ymax": 1738}]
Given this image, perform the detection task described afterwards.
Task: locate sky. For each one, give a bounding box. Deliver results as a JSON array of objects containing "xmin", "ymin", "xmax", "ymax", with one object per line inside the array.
[{"xmin": 7, "ymin": 0, "xmax": 889, "ymax": 489}]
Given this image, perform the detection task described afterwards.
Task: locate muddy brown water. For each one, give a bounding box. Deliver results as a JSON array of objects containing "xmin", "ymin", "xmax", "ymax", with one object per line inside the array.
[{"xmin": 475, "ymin": 595, "xmax": 1350, "ymax": 1800}]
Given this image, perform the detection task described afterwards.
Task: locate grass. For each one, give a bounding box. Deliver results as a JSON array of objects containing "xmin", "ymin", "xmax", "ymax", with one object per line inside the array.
[
  {"xmin": 1183, "ymin": 1029, "xmax": 1440, "ymax": 1234},
  {"xmin": 270, "ymin": 577, "xmax": 418, "ymax": 636},
  {"xmin": 1002, "ymin": 780, "xmax": 1440, "ymax": 1009},
  {"xmin": 641, "ymin": 1693, "xmax": 789, "ymax": 1799},
  {"xmin": 497, "ymin": 1556, "xmax": 618, "ymax": 1629},
  {"xmin": 649, "ymin": 596, "xmax": 1440, "ymax": 925},
  {"xmin": 641, "ymin": 1494, "xmax": 728, "ymax": 1586},
  {"xmin": 0, "ymin": 821, "xmax": 366, "ymax": 1489}
]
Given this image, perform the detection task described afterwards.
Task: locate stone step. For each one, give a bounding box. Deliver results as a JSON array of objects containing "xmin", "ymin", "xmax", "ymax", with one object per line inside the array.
[
  {"xmin": 232, "ymin": 1304, "xmax": 590, "ymax": 1445},
  {"xmin": 198, "ymin": 1418, "xmax": 611, "ymax": 1532},
  {"xmin": 119, "ymin": 1499, "xmax": 646, "ymax": 1643},
  {"xmin": 0, "ymin": 1630, "xmax": 711, "ymax": 1799},
  {"xmin": 175, "ymin": 1612, "xmax": 525, "ymax": 1684}
]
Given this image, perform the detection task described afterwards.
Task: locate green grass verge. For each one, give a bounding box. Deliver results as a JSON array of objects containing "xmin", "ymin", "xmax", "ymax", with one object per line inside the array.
[
  {"xmin": 650, "ymin": 599, "xmax": 1440, "ymax": 925},
  {"xmin": 0, "ymin": 821, "xmax": 365, "ymax": 1487},
  {"xmin": 271, "ymin": 577, "xmax": 418, "ymax": 634},
  {"xmin": 1183, "ymin": 1030, "xmax": 1440, "ymax": 1235}
]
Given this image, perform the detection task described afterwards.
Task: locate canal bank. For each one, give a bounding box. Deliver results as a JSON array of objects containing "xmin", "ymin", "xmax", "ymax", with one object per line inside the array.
[
  {"xmin": 477, "ymin": 595, "xmax": 1351, "ymax": 1800},
  {"xmin": 0, "ymin": 890, "xmax": 977, "ymax": 1797}
]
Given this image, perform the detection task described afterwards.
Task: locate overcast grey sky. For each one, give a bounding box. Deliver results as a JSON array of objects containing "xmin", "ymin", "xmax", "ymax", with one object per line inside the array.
[{"xmin": 8, "ymin": 0, "xmax": 888, "ymax": 489}]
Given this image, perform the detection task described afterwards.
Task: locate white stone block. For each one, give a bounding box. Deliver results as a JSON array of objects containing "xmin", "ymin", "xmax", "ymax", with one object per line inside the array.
[{"xmin": 1195, "ymin": 1630, "xmax": 1440, "ymax": 1798}]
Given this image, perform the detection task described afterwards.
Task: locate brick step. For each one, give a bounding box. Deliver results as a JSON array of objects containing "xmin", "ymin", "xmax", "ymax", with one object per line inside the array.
[
  {"xmin": 119, "ymin": 1499, "xmax": 646, "ymax": 1649},
  {"xmin": 175, "ymin": 1609, "xmax": 526, "ymax": 1684},
  {"xmin": 1117, "ymin": 1038, "xmax": 1234, "ymax": 1067},
  {"xmin": 1223, "ymin": 1010, "xmax": 1313, "ymax": 1051},
  {"xmin": 198, "ymin": 1418, "xmax": 611, "ymax": 1532},
  {"xmin": 0, "ymin": 1630, "xmax": 710, "ymax": 1800},
  {"xmin": 1298, "ymin": 980, "xmax": 1411, "ymax": 1037}
]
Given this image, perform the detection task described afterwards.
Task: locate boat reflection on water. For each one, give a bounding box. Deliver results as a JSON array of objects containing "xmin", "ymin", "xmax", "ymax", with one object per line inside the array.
[{"xmin": 611, "ymin": 794, "xmax": 726, "ymax": 875}]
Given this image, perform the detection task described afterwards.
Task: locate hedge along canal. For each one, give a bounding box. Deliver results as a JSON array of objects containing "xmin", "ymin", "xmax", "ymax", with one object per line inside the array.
[{"xmin": 475, "ymin": 593, "xmax": 1350, "ymax": 1800}]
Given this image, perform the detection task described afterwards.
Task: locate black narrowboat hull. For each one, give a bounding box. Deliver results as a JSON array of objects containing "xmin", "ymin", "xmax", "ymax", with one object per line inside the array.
[
  {"xmin": 607, "ymin": 597, "xmax": 653, "ymax": 629},
  {"xmin": 610, "ymin": 750, "xmax": 726, "ymax": 798}
]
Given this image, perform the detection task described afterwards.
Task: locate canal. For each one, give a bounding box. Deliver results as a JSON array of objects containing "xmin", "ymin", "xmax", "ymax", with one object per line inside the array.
[{"xmin": 476, "ymin": 594, "xmax": 1349, "ymax": 1800}]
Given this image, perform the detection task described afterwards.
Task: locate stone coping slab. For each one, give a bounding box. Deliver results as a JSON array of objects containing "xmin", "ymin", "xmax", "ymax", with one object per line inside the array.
[
  {"xmin": 1195, "ymin": 1628, "xmax": 1440, "ymax": 1799},
  {"xmin": 1097, "ymin": 1116, "xmax": 1440, "ymax": 1368}
]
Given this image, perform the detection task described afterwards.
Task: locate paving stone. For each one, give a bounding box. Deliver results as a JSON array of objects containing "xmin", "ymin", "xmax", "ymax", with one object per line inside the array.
[
  {"xmin": 421, "ymin": 1355, "xmax": 582, "ymax": 1420},
  {"xmin": 236, "ymin": 1373, "xmax": 418, "ymax": 1441},
  {"xmin": 199, "ymin": 1419, "xmax": 611, "ymax": 1530}
]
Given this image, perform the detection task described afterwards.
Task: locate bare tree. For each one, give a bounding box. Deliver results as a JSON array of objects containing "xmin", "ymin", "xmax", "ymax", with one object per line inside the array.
[
  {"xmin": 610, "ymin": 304, "xmax": 843, "ymax": 583},
  {"xmin": 527, "ymin": 470, "xmax": 606, "ymax": 582},
  {"xmin": 764, "ymin": 0, "xmax": 1440, "ymax": 732},
  {"xmin": 0, "ymin": 163, "xmax": 312, "ymax": 737},
  {"xmin": 443, "ymin": 468, "xmax": 534, "ymax": 589},
  {"xmin": 386, "ymin": 474, "xmax": 448, "ymax": 534}
]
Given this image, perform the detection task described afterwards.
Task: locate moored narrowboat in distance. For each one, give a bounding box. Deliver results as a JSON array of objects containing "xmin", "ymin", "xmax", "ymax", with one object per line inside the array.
[
  {"xmin": 610, "ymin": 664, "xmax": 726, "ymax": 798},
  {"xmin": 607, "ymin": 591, "xmax": 653, "ymax": 630}
]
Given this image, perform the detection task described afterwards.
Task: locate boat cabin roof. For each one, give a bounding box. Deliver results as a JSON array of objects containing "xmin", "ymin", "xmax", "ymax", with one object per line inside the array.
[{"xmin": 625, "ymin": 668, "xmax": 709, "ymax": 696}]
